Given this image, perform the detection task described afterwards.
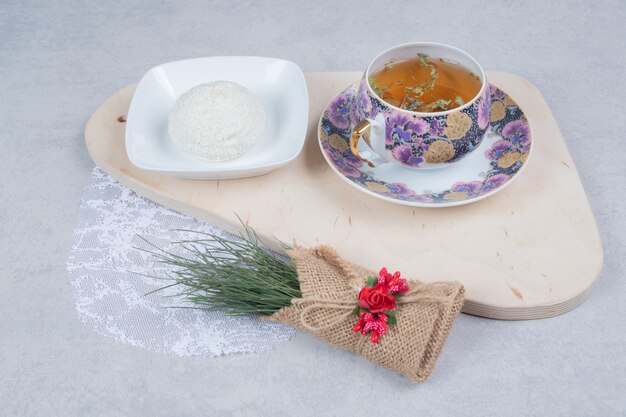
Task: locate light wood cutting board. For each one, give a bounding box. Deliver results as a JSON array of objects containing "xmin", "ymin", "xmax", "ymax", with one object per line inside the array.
[{"xmin": 85, "ymin": 71, "xmax": 603, "ymax": 320}]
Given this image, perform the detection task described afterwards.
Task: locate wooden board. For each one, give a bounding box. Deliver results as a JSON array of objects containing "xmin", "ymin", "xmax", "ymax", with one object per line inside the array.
[{"xmin": 85, "ymin": 71, "xmax": 603, "ymax": 320}]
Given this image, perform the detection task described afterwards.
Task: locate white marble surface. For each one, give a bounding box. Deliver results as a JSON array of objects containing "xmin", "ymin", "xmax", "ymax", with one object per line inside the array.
[{"xmin": 1, "ymin": 1, "xmax": 624, "ymax": 416}]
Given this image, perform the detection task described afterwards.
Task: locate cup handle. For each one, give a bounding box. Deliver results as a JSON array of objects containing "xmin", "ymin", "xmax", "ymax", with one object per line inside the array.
[{"xmin": 349, "ymin": 119, "xmax": 387, "ymax": 168}]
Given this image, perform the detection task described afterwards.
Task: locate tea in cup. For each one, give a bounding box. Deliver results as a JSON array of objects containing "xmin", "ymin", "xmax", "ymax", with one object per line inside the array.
[{"xmin": 349, "ymin": 42, "xmax": 491, "ymax": 169}]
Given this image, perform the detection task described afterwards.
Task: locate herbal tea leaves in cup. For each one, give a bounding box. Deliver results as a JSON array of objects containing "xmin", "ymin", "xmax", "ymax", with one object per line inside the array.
[{"xmin": 368, "ymin": 53, "xmax": 481, "ymax": 112}]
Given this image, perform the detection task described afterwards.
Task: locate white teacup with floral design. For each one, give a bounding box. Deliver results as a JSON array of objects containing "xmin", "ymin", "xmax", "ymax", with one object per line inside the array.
[{"xmin": 342, "ymin": 42, "xmax": 491, "ymax": 169}]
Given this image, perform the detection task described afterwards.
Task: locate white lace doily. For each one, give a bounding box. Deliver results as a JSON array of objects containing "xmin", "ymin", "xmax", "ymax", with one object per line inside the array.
[{"xmin": 66, "ymin": 168, "xmax": 296, "ymax": 357}]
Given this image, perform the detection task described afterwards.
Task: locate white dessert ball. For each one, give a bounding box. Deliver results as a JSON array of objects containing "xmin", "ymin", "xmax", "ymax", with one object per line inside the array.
[{"xmin": 168, "ymin": 81, "xmax": 265, "ymax": 162}]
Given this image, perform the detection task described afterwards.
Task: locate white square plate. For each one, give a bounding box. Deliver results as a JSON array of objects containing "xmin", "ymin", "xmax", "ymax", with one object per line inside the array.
[{"xmin": 125, "ymin": 56, "xmax": 309, "ymax": 179}]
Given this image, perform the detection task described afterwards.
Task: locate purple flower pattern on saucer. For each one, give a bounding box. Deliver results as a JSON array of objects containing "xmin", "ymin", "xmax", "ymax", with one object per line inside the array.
[
  {"xmin": 483, "ymin": 174, "xmax": 508, "ymax": 191},
  {"xmin": 387, "ymin": 182, "xmax": 415, "ymax": 196},
  {"xmin": 319, "ymin": 83, "xmax": 532, "ymax": 206},
  {"xmin": 451, "ymin": 180, "xmax": 483, "ymax": 194},
  {"xmin": 502, "ymin": 119, "xmax": 531, "ymax": 152},
  {"xmin": 485, "ymin": 140, "xmax": 511, "ymax": 160}
]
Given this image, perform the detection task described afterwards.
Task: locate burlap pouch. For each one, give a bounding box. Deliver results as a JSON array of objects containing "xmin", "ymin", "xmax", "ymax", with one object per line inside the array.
[{"xmin": 269, "ymin": 245, "xmax": 464, "ymax": 383}]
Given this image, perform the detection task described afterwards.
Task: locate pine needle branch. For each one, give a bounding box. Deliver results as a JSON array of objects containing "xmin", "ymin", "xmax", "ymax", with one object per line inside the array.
[{"xmin": 136, "ymin": 223, "xmax": 301, "ymax": 316}]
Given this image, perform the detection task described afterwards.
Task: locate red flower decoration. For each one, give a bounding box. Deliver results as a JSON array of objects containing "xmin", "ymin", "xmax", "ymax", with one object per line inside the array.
[
  {"xmin": 357, "ymin": 283, "xmax": 396, "ymax": 313},
  {"xmin": 378, "ymin": 268, "xmax": 409, "ymax": 294},
  {"xmin": 352, "ymin": 312, "xmax": 389, "ymax": 344},
  {"xmin": 351, "ymin": 268, "xmax": 409, "ymax": 344}
]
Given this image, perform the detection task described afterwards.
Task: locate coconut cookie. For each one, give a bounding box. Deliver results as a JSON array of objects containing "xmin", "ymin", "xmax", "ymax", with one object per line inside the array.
[{"xmin": 168, "ymin": 81, "xmax": 265, "ymax": 162}]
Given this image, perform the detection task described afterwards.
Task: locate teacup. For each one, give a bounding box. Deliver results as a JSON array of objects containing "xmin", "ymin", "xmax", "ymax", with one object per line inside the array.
[{"xmin": 349, "ymin": 42, "xmax": 491, "ymax": 169}]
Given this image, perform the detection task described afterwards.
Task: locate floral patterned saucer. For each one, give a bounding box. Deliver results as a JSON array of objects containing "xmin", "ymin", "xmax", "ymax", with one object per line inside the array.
[{"xmin": 318, "ymin": 83, "xmax": 532, "ymax": 207}]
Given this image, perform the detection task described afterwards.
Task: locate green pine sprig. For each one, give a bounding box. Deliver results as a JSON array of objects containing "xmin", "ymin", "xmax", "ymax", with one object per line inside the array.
[{"xmin": 137, "ymin": 223, "xmax": 301, "ymax": 316}]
